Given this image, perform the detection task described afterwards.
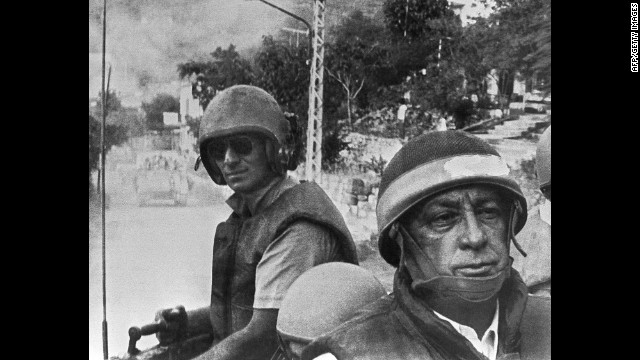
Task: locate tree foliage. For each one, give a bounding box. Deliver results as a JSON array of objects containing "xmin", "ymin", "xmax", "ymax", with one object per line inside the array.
[
  {"xmin": 95, "ymin": 89, "xmax": 122, "ymax": 114},
  {"xmin": 177, "ymin": 44, "xmax": 254, "ymax": 109},
  {"xmin": 253, "ymin": 36, "xmax": 309, "ymax": 116},
  {"xmin": 141, "ymin": 93, "xmax": 180, "ymax": 131},
  {"xmin": 382, "ymin": 0, "xmax": 461, "ymax": 80},
  {"xmin": 91, "ymin": 90, "xmax": 146, "ymax": 139},
  {"xmin": 384, "ymin": 0, "xmax": 457, "ymax": 41},
  {"xmin": 252, "ymin": 35, "xmax": 348, "ymax": 169},
  {"xmin": 325, "ymin": 10, "xmax": 391, "ymax": 124},
  {"xmin": 88, "ymin": 114, "xmax": 128, "ymax": 194},
  {"xmin": 461, "ymin": 0, "xmax": 551, "ymax": 92}
]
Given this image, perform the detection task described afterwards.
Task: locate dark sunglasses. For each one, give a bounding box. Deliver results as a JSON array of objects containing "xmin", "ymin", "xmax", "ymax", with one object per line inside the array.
[{"xmin": 207, "ymin": 136, "xmax": 254, "ymax": 161}]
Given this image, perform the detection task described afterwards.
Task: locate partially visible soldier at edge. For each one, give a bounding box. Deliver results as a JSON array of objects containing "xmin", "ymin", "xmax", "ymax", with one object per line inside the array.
[
  {"xmin": 302, "ymin": 131, "xmax": 551, "ymax": 360},
  {"xmin": 153, "ymin": 85, "xmax": 359, "ymax": 360},
  {"xmin": 511, "ymin": 125, "xmax": 551, "ymax": 297}
]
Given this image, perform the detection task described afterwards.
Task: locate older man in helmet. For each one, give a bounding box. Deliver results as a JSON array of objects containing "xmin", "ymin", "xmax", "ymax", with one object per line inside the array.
[
  {"xmin": 511, "ymin": 125, "xmax": 551, "ymax": 296},
  {"xmin": 302, "ymin": 131, "xmax": 550, "ymax": 360},
  {"xmin": 153, "ymin": 85, "xmax": 359, "ymax": 360}
]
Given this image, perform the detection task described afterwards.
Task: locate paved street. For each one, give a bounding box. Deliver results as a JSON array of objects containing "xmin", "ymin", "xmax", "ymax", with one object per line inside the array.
[{"xmin": 89, "ymin": 181, "xmax": 229, "ymax": 360}]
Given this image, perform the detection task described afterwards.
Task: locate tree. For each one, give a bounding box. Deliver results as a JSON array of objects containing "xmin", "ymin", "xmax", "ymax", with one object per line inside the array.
[
  {"xmin": 382, "ymin": 0, "xmax": 461, "ymax": 79},
  {"xmin": 253, "ymin": 36, "xmax": 309, "ymax": 117},
  {"xmin": 88, "ymin": 114, "xmax": 128, "ymax": 195},
  {"xmin": 252, "ymin": 35, "xmax": 348, "ymax": 169},
  {"xmin": 95, "ymin": 89, "xmax": 122, "ymax": 114},
  {"xmin": 461, "ymin": 0, "xmax": 551, "ymax": 94},
  {"xmin": 141, "ymin": 93, "xmax": 180, "ymax": 131},
  {"xmin": 383, "ymin": 0, "xmax": 456, "ymax": 41},
  {"xmin": 325, "ymin": 10, "xmax": 389, "ymax": 126},
  {"xmin": 177, "ymin": 44, "xmax": 254, "ymax": 109}
]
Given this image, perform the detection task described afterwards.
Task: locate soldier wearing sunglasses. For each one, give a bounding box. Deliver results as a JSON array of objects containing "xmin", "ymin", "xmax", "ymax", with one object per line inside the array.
[{"xmin": 151, "ymin": 85, "xmax": 359, "ymax": 360}]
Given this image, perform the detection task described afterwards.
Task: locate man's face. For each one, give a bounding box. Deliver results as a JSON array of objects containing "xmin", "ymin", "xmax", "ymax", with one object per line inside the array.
[
  {"xmin": 402, "ymin": 185, "xmax": 511, "ymax": 278},
  {"xmin": 208, "ymin": 133, "xmax": 277, "ymax": 194}
]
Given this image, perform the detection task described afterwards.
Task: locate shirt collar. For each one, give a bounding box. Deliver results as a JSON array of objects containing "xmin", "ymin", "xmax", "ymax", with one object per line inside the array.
[
  {"xmin": 225, "ymin": 176, "xmax": 298, "ymax": 216},
  {"xmin": 432, "ymin": 300, "xmax": 500, "ymax": 360}
]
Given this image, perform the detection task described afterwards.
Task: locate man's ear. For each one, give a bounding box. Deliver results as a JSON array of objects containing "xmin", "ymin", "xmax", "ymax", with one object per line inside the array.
[{"xmin": 265, "ymin": 140, "xmax": 284, "ymax": 175}]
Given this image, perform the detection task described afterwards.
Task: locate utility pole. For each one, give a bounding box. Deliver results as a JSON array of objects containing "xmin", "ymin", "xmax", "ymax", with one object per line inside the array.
[
  {"xmin": 305, "ymin": 0, "xmax": 325, "ymax": 184},
  {"xmin": 249, "ymin": 0, "xmax": 325, "ymax": 183}
]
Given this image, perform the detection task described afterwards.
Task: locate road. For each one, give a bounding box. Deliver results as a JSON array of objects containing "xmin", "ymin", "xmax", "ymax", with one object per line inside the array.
[{"xmin": 89, "ymin": 180, "xmax": 230, "ymax": 360}]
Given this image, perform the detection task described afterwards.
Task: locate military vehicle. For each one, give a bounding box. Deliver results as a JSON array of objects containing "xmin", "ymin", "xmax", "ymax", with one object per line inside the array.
[{"xmin": 134, "ymin": 150, "xmax": 189, "ymax": 206}]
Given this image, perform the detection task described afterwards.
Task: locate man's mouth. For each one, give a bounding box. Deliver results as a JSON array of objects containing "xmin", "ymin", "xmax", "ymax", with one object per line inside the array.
[
  {"xmin": 224, "ymin": 169, "xmax": 248, "ymax": 177},
  {"xmin": 455, "ymin": 263, "xmax": 496, "ymax": 277}
]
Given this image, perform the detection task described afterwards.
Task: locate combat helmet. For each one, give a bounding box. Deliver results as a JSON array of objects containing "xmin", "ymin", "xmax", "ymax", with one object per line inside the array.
[
  {"xmin": 196, "ymin": 85, "xmax": 297, "ymax": 185},
  {"xmin": 536, "ymin": 125, "xmax": 551, "ymax": 191},
  {"xmin": 276, "ymin": 263, "xmax": 386, "ymax": 358},
  {"xmin": 376, "ymin": 131, "xmax": 528, "ymax": 302}
]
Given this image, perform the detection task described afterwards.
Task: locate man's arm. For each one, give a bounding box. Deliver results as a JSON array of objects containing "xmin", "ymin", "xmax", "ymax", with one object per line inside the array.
[
  {"xmin": 194, "ymin": 220, "xmax": 341, "ymax": 359},
  {"xmin": 193, "ymin": 308, "xmax": 279, "ymax": 360}
]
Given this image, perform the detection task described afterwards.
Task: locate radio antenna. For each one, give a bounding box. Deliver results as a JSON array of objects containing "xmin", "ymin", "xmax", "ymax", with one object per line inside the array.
[{"xmin": 100, "ymin": 0, "xmax": 109, "ymax": 358}]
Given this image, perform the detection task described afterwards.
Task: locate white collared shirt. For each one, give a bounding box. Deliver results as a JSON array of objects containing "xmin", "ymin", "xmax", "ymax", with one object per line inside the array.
[{"xmin": 433, "ymin": 301, "xmax": 500, "ymax": 360}]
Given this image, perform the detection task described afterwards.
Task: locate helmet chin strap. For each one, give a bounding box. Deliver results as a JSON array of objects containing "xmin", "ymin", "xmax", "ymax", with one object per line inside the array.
[
  {"xmin": 396, "ymin": 224, "xmax": 509, "ymax": 303},
  {"xmin": 509, "ymin": 200, "xmax": 527, "ymax": 257}
]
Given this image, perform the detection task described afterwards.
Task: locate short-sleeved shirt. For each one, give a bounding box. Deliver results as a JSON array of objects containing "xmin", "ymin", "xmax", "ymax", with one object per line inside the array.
[{"xmin": 254, "ymin": 220, "xmax": 342, "ymax": 309}]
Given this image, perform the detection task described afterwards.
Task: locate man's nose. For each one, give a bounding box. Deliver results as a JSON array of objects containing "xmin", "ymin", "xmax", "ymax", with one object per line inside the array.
[
  {"xmin": 223, "ymin": 146, "xmax": 240, "ymax": 165},
  {"xmin": 459, "ymin": 211, "xmax": 487, "ymax": 249}
]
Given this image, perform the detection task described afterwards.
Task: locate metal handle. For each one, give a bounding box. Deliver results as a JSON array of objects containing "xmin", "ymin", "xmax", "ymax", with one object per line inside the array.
[
  {"xmin": 127, "ymin": 321, "xmax": 168, "ymax": 355},
  {"xmin": 127, "ymin": 308, "xmax": 185, "ymax": 355}
]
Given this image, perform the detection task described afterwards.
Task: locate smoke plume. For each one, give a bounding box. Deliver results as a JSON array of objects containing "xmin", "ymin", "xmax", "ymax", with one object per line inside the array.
[{"xmin": 88, "ymin": 0, "xmax": 290, "ymax": 107}]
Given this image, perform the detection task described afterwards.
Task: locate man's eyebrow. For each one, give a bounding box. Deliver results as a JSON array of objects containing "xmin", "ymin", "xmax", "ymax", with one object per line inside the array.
[
  {"xmin": 471, "ymin": 195, "xmax": 504, "ymax": 207},
  {"xmin": 428, "ymin": 194, "xmax": 503, "ymax": 208},
  {"xmin": 426, "ymin": 197, "xmax": 462, "ymax": 208}
]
